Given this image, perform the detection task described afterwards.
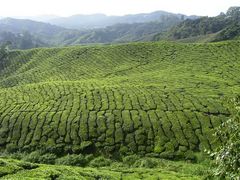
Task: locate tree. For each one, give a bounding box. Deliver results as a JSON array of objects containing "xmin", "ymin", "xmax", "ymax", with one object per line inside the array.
[
  {"xmin": 210, "ymin": 97, "xmax": 240, "ymax": 179},
  {"xmin": 226, "ymin": 7, "xmax": 240, "ymax": 17},
  {"xmin": 0, "ymin": 41, "xmax": 11, "ymax": 60},
  {"xmin": 19, "ymin": 31, "xmax": 34, "ymax": 49},
  {"xmin": 0, "ymin": 41, "xmax": 11, "ymax": 69}
]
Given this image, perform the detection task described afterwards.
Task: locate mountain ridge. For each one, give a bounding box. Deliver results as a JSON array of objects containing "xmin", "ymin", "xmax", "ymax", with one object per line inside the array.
[
  {"xmin": 47, "ymin": 10, "xmax": 198, "ymax": 29},
  {"xmin": 0, "ymin": 7, "xmax": 240, "ymax": 49},
  {"xmin": 0, "ymin": 10, "xmax": 190, "ymax": 49},
  {"xmin": 154, "ymin": 6, "xmax": 240, "ymax": 42}
]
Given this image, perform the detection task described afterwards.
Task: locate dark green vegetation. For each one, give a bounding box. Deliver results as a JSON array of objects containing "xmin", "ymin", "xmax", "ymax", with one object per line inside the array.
[
  {"xmin": 0, "ymin": 156, "xmax": 208, "ymax": 179},
  {"xmin": 210, "ymin": 97, "xmax": 240, "ymax": 179},
  {"xmin": 0, "ymin": 41, "xmax": 239, "ymax": 161},
  {"xmin": 155, "ymin": 7, "xmax": 240, "ymax": 42}
]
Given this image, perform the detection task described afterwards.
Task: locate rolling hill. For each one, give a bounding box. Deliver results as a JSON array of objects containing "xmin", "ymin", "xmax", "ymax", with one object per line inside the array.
[{"xmin": 0, "ymin": 41, "xmax": 239, "ymax": 160}]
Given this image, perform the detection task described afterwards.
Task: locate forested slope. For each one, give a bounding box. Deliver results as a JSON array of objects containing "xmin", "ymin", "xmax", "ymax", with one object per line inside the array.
[{"xmin": 154, "ymin": 7, "xmax": 240, "ymax": 43}]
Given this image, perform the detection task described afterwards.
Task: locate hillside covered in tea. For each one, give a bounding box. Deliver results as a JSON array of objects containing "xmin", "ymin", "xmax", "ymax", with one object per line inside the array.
[{"xmin": 0, "ymin": 41, "xmax": 239, "ymax": 161}]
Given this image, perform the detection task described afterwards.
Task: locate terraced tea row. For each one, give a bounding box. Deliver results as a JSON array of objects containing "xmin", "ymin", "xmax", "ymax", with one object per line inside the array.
[
  {"xmin": 0, "ymin": 41, "xmax": 239, "ymax": 89},
  {"xmin": 0, "ymin": 41, "xmax": 239, "ymax": 158},
  {"xmin": 0, "ymin": 82, "xmax": 231, "ymax": 157}
]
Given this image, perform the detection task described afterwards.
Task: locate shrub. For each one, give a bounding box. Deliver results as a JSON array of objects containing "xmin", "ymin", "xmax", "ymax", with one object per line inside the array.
[
  {"xmin": 0, "ymin": 159, "xmax": 6, "ymax": 166},
  {"xmin": 17, "ymin": 162, "xmax": 39, "ymax": 169},
  {"xmin": 184, "ymin": 150, "xmax": 196, "ymax": 162},
  {"xmin": 23, "ymin": 151, "xmax": 41, "ymax": 163},
  {"xmin": 122, "ymin": 155, "xmax": 140, "ymax": 167},
  {"xmin": 159, "ymin": 151, "xmax": 175, "ymax": 159},
  {"xmin": 38, "ymin": 153, "xmax": 57, "ymax": 164},
  {"xmin": 85, "ymin": 154, "xmax": 94, "ymax": 162},
  {"xmin": 5, "ymin": 143, "xmax": 18, "ymax": 153},
  {"xmin": 9, "ymin": 152, "xmax": 26, "ymax": 160},
  {"xmin": 209, "ymin": 97, "xmax": 240, "ymax": 179},
  {"xmin": 133, "ymin": 158, "xmax": 158, "ymax": 168},
  {"xmin": 56, "ymin": 154, "xmax": 87, "ymax": 167},
  {"xmin": 89, "ymin": 156, "xmax": 112, "ymax": 167}
]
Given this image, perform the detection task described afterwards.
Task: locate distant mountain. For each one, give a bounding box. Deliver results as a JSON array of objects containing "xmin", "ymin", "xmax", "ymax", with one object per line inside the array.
[
  {"xmin": 13, "ymin": 15, "xmax": 61, "ymax": 22},
  {"xmin": 1, "ymin": 8, "xmax": 239, "ymax": 49},
  {"xmin": 69, "ymin": 21, "xmax": 182, "ymax": 44},
  {"xmin": 0, "ymin": 11, "xmax": 192, "ymax": 49},
  {"xmin": 0, "ymin": 18, "xmax": 66, "ymax": 36},
  {"xmin": 0, "ymin": 18, "xmax": 81, "ymax": 49},
  {"xmin": 47, "ymin": 11, "xmax": 199, "ymax": 29},
  {"xmin": 154, "ymin": 7, "xmax": 240, "ymax": 42}
]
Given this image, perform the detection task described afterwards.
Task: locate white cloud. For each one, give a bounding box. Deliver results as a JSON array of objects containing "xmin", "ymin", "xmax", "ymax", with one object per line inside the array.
[{"xmin": 0, "ymin": 0, "xmax": 239, "ymax": 17}]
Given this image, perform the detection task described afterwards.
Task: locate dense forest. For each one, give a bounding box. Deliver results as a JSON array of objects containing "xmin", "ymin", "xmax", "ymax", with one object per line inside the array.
[{"xmin": 154, "ymin": 6, "xmax": 240, "ymax": 42}]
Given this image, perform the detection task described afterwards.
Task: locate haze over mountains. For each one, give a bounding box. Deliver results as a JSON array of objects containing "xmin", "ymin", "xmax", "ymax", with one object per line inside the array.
[
  {"xmin": 11, "ymin": 15, "xmax": 61, "ymax": 22},
  {"xmin": 4, "ymin": 11, "xmax": 198, "ymax": 29},
  {"xmin": 46, "ymin": 11, "xmax": 198, "ymax": 29},
  {"xmin": 0, "ymin": 11, "xmax": 199, "ymax": 31},
  {"xmin": 0, "ymin": 11, "xmax": 196, "ymax": 49},
  {"xmin": 0, "ymin": 7, "xmax": 239, "ymax": 49}
]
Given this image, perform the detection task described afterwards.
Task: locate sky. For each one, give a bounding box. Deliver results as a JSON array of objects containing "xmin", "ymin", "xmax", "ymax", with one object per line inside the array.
[{"xmin": 0, "ymin": 0, "xmax": 239, "ymax": 17}]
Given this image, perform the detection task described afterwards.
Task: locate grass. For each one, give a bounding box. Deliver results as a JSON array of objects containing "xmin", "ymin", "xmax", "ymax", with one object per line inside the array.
[
  {"xmin": 0, "ymin": 40, "xmax": 239, "ymax": 178},
  {"xmin": 0, "ymin": 156, "xmax": 209, "ymax": 179}
]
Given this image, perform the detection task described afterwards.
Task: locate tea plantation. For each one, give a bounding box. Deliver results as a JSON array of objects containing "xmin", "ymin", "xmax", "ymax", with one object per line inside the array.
[{"xmin": 0, "ymin": 41, "xmax": 239, "ymax": 163}]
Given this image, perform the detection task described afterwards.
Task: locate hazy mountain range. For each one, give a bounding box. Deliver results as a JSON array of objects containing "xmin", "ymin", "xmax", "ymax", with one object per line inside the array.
[
  {"xmin": 0, "ymin": 7, "xmax": 239, "ymax": 49},
  {"xmin": 46, "ymin": 11, "xmax": 198, "ymax": 29},
  {"xmin": 0, "ymin": 11, "xmax": 197, "ymax": 49},
  {"xmin": 6, "ymin": 11, "xmax": 199, "ymax": 29}
]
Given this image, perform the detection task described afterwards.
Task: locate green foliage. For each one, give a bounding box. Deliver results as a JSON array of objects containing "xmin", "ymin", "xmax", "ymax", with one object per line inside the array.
[
  {"xmin": 154, "ymin": 6, "xmax": 240, "ymax": 42},
  {"xmin": 210, "ymin": 97, "xmax": 240, "ymax": 179},
  {"xmin": 122, "ymin": 154, "xmax": 140, "ymax": 167},
  {"xmin": 214, "ymin": 24, "xmax": 240, "ymax": 41},
  {"xmin": 55, "ymin": 154, "xmax": 87, "ymax": 167},
  {"xmin": 133, "ymin": 158, "xmax": 158, "ymax": 168},
  {"xmin": 0, "ymin": 157, "xmax": 209, "ymax": 179},
  {"xmin": 22, "ymin": 151, "xmax": 41, "ymax": 163},
  {"xmin": 16, "ymin": 161, "xmax": 39, "ymax": 170},
  {"xmin": 226, "ymin": 7, "xmax": 240, "ymax": 18},
  {"xmin": 89, "ymin": 156, "xmax": 112, "ymax": 167},
  {"xmin": 0, "ymin": 42, "xmax": 10, "ymax": 64},
  {"xmin": 38, "ymin": 153, "xmax": 57, "ymax": 164}
]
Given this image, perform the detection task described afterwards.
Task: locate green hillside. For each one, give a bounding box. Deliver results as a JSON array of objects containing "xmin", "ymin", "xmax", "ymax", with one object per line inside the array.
[
  {"xmin": 0, "ymin": 41, "xmax": 239, "ymax": 160},
  {"xmin": 154, "ymin": 7, "xmax": 240, "ymax": 43}
]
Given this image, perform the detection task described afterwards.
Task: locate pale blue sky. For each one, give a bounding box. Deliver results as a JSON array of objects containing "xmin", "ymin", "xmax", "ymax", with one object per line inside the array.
[{"xmin": 0, "ymin": 0, "xmax": 239, "ymax": 17}]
